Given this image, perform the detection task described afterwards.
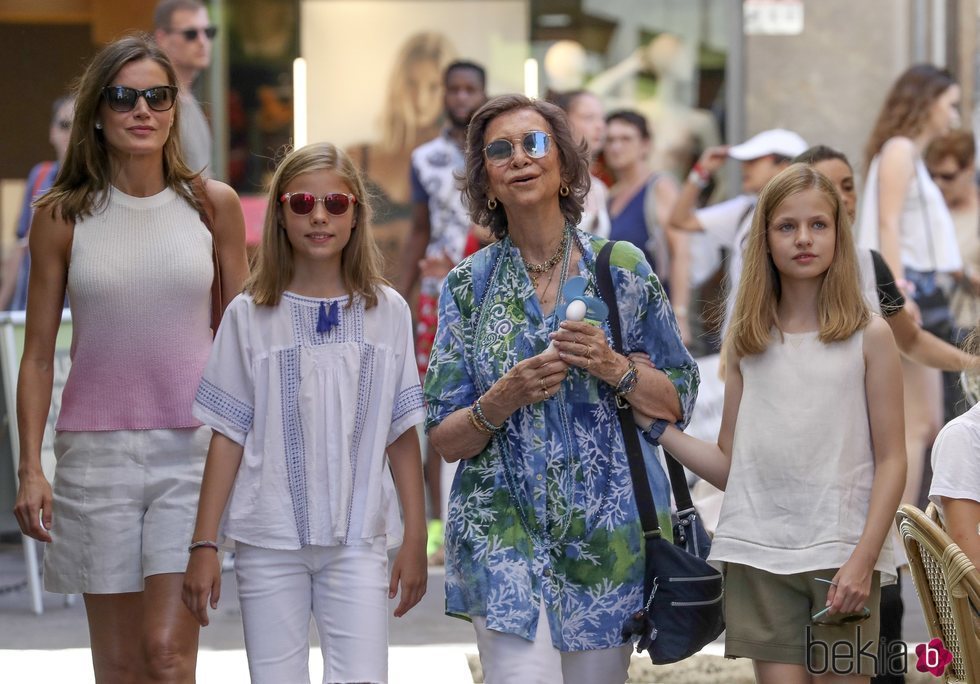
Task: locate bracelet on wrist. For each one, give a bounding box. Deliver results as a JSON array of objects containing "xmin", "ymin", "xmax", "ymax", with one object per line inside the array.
[
  {"xmin": 471, "ymin": 398, "xmax": 504, "ymax": 433},
  {"xmin": 687, "ymin": 169, "xmax": 709, "ymax": 189},
  {"xmin": 614, "ymin": 359, "xmax": 639, "ymax": 398},
  {"xmin": 467, "ymin": 406, "xmax": 494, "ymax": 435},
  {"xmin": 188, "ymin": 540, "xmax": 219, "ymax": 553}
]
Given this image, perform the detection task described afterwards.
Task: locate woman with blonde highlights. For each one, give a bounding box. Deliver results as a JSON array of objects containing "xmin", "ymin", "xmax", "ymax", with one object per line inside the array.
[
  {"xmin": 183, "ymin": 142, "xmax": 427, "ymax": 683},
  {"xmin": 656, "ymin": 164, "xmax": 906, "ymax": 682},
  {"xmin": 13, "ymin": 33, "xmax": 248, "ymax": 682}
]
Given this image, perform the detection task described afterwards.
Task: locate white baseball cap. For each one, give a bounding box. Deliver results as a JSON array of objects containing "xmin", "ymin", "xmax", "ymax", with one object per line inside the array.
[{"xmin": 728, "ymin": 129, "xmax": 808, "ymax": 161}]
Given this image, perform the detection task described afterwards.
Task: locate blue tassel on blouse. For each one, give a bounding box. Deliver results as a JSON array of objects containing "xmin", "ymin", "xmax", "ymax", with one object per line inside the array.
[{"xmin": 317, "ymin": 300, "xmax": 339, "ymax": 334}]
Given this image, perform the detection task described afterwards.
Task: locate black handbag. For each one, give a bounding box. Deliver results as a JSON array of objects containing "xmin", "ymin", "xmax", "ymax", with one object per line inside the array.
[{"xmin": 596, "ymin": 241, "xmax": 725, "ymax": 665}]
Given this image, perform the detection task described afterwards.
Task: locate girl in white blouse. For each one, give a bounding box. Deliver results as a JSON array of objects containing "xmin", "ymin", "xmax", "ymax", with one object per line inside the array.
[
  {"xmin": 653, "ymin": 164, "xmax": 906, "ymax": 682},
  {"xmin": 182, "ymin": 143, "xmax": 428, "ymax": 683}
]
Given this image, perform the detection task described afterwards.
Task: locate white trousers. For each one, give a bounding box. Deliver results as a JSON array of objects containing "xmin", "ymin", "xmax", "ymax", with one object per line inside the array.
[
  {"xmin": 472, "ymin": 600, "xmax": 633, "ymax": 684},
  {"xmin": 235, "ymin": 539, "xmax": 389, "ymax": 684}
]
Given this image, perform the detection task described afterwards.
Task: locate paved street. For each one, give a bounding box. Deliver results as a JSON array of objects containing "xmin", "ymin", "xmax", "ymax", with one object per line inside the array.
[{"xmin": 0, "ymin": 536, "xmax": 931, "ymax": 683}]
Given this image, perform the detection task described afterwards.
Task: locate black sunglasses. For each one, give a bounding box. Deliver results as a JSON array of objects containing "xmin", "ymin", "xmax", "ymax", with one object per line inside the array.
[
  {"xmin": 484, "ymin": 130, "xmax": 551, "ymax": 164},
  {"xmin": 168, "ymin": 26, "xmax": 218, "ymax": 41},
  {"xmin": 280, "ymin": 192, "xmax": 357, "ymax": 216},
  {"xmin": 102, "ymin": 86, "xmax": 178, "ymax": 113},
  {"xmin": 55, "ymin": 119, "xmax": 72, "ymax": 131}
]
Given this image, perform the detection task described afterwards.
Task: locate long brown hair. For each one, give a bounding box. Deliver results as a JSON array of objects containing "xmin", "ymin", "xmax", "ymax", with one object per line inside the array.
[
  {"xmin": 863, "ymin": 64, "xmax": 956, "ymax": 173},
  {"xmin": 727, "ymin": 164, "xmax": 869, "ymax": 357},
  {"xmin": 36, "ymin": 33, "xmax": 199, "ymax": 222},
  {"xmin": 247, "ymin": 143, "xmax": 385, "ymax": 309},
  {"xmin": 462, "ymin": 94, "xmax": 590, "ymax": 238}
]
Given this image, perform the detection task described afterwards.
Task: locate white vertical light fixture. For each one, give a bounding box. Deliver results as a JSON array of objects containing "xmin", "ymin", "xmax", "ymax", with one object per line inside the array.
[
  {"xmin": 523, "ymin": 58, "xmax": 539, "ymax": 98},
  {"xmin": 293, "ymin": 57, "xmax": 308, "ymax": 149}
]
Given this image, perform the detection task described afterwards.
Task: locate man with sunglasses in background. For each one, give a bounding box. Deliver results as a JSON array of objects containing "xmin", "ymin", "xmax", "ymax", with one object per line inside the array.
[
  {"xmin": 154, "ymin": 0, "xmax": 216, "ymax": 176},
  {"xmin": 397, "ymin": 60, "xmax": 488, "ymax": 565},
  {"xmin": 0, "ymin": 95, "xmax": 74, "ymax": 311}
]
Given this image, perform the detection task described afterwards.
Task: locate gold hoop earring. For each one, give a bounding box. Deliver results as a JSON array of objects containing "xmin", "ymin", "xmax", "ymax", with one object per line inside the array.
[
  {"xmin": 487, "ymin": 198, "xmax": 498, "ymax": 211},
  {"xmin": 559, "ymin": 185, "xmax": 570, "ymax": 197}
]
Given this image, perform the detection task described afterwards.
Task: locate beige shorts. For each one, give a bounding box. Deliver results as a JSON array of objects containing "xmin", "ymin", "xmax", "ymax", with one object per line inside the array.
[
  {"xmin": 723, "ymin": 563, "xmax": 882, "ymax": 677},
  {"xmin": 44, "ymin": 427, "xmax": 209, "ymax": 594}
]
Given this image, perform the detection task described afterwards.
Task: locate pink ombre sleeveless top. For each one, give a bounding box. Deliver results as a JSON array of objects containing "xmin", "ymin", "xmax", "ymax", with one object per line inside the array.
[{"xmin": 57, "ymin": 186, "xmax": 213, "ymax": 431}]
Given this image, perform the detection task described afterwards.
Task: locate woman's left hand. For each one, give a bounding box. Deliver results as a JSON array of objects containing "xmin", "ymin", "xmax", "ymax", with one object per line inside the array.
[
  {"xmin": 550, "ymin": 320, "xmax": 627, "ymax": 386},
  {"xmin": 389, "ymin": 537, "xmax": 427, "ymax": 618},
  {"xmin": 824, "ymin": 558, "xmax": 873, "ymax": 617}
]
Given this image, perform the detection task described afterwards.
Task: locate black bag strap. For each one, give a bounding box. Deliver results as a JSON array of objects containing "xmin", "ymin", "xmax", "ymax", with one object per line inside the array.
[{"xmin": 596, "ymin": 241, "xmax": 697, "ymax": 535}]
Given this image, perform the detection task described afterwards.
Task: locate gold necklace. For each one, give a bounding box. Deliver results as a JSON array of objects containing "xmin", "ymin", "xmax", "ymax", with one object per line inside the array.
[{"xmin": 522, "ymin": 231, "xmax": 568, "ymax": 287}]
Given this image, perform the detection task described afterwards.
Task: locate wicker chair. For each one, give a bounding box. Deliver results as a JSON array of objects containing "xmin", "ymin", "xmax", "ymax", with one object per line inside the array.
[{"xmin": 896, "ymin": 504, "xmax": 980, "ymax": 683}]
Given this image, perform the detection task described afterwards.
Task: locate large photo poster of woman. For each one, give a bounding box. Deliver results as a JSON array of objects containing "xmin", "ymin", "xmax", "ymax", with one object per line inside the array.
[{"xmin": 301, "ymin": 0, "xmax": 528, "ymax": 279}]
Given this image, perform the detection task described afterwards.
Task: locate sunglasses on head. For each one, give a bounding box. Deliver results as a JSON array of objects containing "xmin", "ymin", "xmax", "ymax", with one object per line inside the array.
[
  {"xmin": 484, "ymin": 130, "xmax": 551, "ymax": 164},
  {"xmin": 102, "ymin": 86, "xmax": 178, "ymax": 113},
  {"xmin": 280, "ymin": 192, "xmax": 356, "ymax": 216},
  {"xmin": 169, "ymin": 26, "xmax": 218, "ymax": 41}
]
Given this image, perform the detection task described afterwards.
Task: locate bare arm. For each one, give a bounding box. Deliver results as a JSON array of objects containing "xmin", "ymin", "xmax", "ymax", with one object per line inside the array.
[
  {"xmin": 428, "ymin": 351, "xmax": 570, "ymax": 463},
  {"xmin": 656, "ymin": 177, "xmax": 691, "ymax": 341},
  {"xmin": 668, "ymin": 146, "xmax": 728, "ymax": 233},
  {"xmin": 396, "ymin": 202, "xmax": 431, "ymax": 296},
  {"xmin": 12, "ymin": 208, "xmax": 72, "ymax": 542},
  {"xmin": 206, "ymin": 180, "xmax": 250, "ymax": 311},
  {"xmin": 940, "ymin": 497, "xmax": 980, "ymax": 569},
  {"xmin": 887, "ymin": 308, "xmax": 980, "ymax": 371},
  {"xmin": 386, "ymin": 426, "xmax": 427, "ymax": 617},
  {"xmin": 182, "ymin": 432, "xmax": 244, "ymax": 626},
  {"xmin": 0, "ymin": 242, "xmax": 26, "ymax": 310},
  {"xmin": 657, "ymin": 345, "xmax": 742, "ymax": 489},
  {"xmin": 876, "ymin": 138, "xmax": 917, "ymax": 281},
  {"xmin": 827, "ymin": 317, "xmax": 907, "ymax": 616}
]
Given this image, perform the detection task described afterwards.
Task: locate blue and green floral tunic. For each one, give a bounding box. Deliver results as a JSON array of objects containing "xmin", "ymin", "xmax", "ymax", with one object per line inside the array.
[{"xmin": 424, "ymin": 231, "xmax": 698, "ymax": 651}]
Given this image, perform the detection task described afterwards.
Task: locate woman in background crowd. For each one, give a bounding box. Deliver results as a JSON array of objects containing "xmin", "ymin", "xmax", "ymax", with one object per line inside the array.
[{"xmin": 859, "ymin": 64, "xmax": 963, "ymax": 516}]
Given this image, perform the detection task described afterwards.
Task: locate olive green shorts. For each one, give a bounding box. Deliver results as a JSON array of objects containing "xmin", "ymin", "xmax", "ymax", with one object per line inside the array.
[{"xmin": 723, "ymin": 563, "xmax": 881, "ymax": 677}]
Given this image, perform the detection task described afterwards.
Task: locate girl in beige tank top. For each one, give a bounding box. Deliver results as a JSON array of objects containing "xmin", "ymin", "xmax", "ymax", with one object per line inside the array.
[{"xmin": 648, "ymin": 165, "xmax": 907, "ymax": 681}]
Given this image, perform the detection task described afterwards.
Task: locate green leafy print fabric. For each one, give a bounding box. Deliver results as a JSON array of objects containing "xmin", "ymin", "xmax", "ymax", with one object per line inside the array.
[{"xmin": 423, "ymin": 232, "xmax": 698, "ymax": 650}]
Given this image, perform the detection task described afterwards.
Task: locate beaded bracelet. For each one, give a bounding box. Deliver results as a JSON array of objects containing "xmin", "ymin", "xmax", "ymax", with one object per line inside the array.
[
  {"xmin": 467, "ymin": 406, "xmax": 494, "ymax": 435},
  {"xmin": 188, "ymin": 540, "xmax": 219, "ymax": 553},
  {"xmin": 471, "ymin": 398, "xmax": 504, "ymax": 433}
]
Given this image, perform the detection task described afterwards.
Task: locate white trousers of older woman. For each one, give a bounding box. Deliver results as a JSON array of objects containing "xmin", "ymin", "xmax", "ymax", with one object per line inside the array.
[{"xmin": 472, "ymin": 600, "xmax": 633, "ymax": 684}]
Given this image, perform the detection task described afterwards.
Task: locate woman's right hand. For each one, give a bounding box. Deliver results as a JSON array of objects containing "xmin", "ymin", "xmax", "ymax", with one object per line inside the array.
[
  {"xmin": 495, "ymin": 350, "xmax": 569, "ymax": 410},
  {"xmin": 696, "ymin": 146, "xmax": 730, "ymax": 175},
  {"xmin": 182, "ymin": 549, "xmax": 222, "ymax": 627},
  {"xmin": 13, "ymin": 469, "xmax": 53, "ymax": 542}
]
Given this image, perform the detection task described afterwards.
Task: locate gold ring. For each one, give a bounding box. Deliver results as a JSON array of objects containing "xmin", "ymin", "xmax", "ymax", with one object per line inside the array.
[
  {"xmin": 585, "ymin": 346, "xmax": 592, "ymax": 359},
  {"xmin": 576, "ymin": 334, "xmax": 582, "ymax": 345},
  {"xmin": 585, "ymin": 358, "xmax": 592, "ymax": 370}
]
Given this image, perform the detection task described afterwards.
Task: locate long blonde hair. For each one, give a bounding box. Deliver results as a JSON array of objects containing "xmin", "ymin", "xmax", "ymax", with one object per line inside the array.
[
  {"xmin": 378, "ymin": 32, "xmax": 455, "ymax": 152},
  {"xmin": 247, "ymin": 143, "xmax": 385, "ymax": 308},
  {"xmin": 36, "ymin": 34, "xmax": 199, "ymax": 222},
  {"xmin": 727, "ymin": 164, "xmax": 869, "ymax": 357}
]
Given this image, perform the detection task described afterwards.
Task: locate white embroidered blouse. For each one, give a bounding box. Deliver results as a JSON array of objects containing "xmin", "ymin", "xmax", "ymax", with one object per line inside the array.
[{"xmin": 192, "ymin": 287, "xmax": 425, "ymax": 550}]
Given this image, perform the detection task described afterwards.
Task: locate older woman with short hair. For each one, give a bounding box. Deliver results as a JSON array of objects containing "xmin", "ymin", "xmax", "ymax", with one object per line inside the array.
[{"xmin": 423, "ymin": 94, "xmax": 698, "ymax": 684}]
